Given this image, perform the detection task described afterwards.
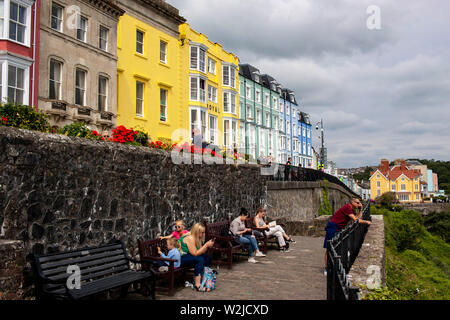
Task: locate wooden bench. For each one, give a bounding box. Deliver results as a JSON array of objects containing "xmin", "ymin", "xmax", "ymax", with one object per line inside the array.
[
  {"xmin": 203, "ymin": 219, "xmax": 247, "ymax": 269},
  {"xmin": 245, "ymin": 217, "xmax": 289, "ymax": 252},
  {"xmin": 30, "ymin": 240, "xmax": 156, "ymax": 300},
  {"xmin": 137, "ymin": 238, "xmax": 191, "ymax": 296}
]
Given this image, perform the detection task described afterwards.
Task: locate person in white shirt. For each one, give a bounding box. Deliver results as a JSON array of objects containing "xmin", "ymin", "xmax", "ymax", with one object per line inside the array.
[
  {"xmin": 254, "ymin": 207, "xmax": 295, "ymax": 252},
  {"xmin": 230, "ymin": 208, "xmax": 266, "ymax": 263}
]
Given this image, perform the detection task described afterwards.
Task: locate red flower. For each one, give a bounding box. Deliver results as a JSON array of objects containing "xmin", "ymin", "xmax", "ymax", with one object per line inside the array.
[{"xmin": 1, "ymin": 116, "xmax": 7, "ymax": 124}]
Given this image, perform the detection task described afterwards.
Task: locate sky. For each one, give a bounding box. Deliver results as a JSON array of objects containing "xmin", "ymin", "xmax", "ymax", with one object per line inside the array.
[{"xmin": 166, "ymin": 0, "xmax": 450, "ymax": 168}]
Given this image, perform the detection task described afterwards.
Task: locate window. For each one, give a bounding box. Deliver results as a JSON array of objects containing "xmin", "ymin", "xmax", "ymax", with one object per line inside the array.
[
  {"xmin": 401, "ymin": 184, "xmax": 406, "ymax": 190},
  {"xmin": 99, "ymin": 26, "xmax": 108, "ymax": 51},
  {"xmin": 392, "ymin": 184, "xmax": 396, "ymax": 191},
  {"xmin": 160, "ymin": 88, "xmax": 167, "ymax": 122},
  {"xmin": 9, "ymin": 1, "xmax": 27, "ymax": 43},
  {"xmin": 135, "ymin": 81, "xmax": 144, "ymax": 117},
  {"xmin": 7, "ymin": 65, "xmax": 25, "ymax": 104},
  {"xmin": 307, "ymin": 129, "xmax": 311, "ymax": 138},
  {"xmin": 136, "ymin": 30, "xmax": 144, "ymax": 54},
  {"xmin": 286, "ymin": 106, "xmax": 290, "ymax": 115},
  {"xmin": 265, "ymin": 93, "xmax": 269, "ymax": 107},
  {"xmin": 223, "ymin": 65, "xmax": 236, "ymax": 88},
  {"xmin": 255, "ymin": 89, "xmax": 261, "ymax": 103},
  {"xmin": 208, "ymin": 58, "xmax": 216, "ymax": 74},
  {"xmin": 160, "ymin": 40, "xmax": 167, "ymax": 63},
  {"xmin": 75, "ymin": 68, "xmax": 86, "ymax": 106},
  {"xmin": 415, "ymin": 184, "xmax": 418, "ymax": 191},
  {"xmin": 274, "ymin": 116, "xmax": 278, "ymax": 130},
  {"xmin": 308, "ymin": 143, "xmax": 311, "ymax": 155},
  {"xmin": 209, "ymin": 115, "xmax": 217, "ymax": 144},
  {"xmin": 246, "ymin": 104, "xmax": 252, "ymax": 120},
  {"xmin": 49, "ymin": 59, "xmax": 62, "ymax": 100},
  {"xmin": 208, "ymin": 85, "xmax": 217, "ymax": 103},
  {"xmin": 190, "ymin": 46, "xmax": 206, "ymax": 72},
  {"xmin": 254, "ymin": 74, "xmax": 259, "ymax": 83},
  {"xmin": 51, "ymin": 3, "xmax": 63, "ymax": 32},
  {"xmin": 246, "ymin": 85, "xmax": 251, "ymax": 99},
  {"xmin": 293, "ymin": 124, "xmax": 296, "ymax": 137},
  {"xmin": 416, "ymin": 194, "xmax": 419, "ymax": 200},
  {"xmin": 268, "ymin": 132, "xmax": 272, "ymax": 151},
  {"xmin": 223, "ymin": 91, "xmax": 236, "ymax": 114},
  {"xmin": 97, "ymin": 76, "xmax": 108, "ymax": 112},
  {"xmin": 286, "ymin": 121, "xmax": 290, "ymax": 134},
  {"xmin": 259, "ymin": 128, "xmax": 264, "ymax": 152},
  {"xmin": 256, "ymin": 109, "xmax": 261, "ymax": 125},
  {"xmin": 76, "ymin": 15, "xmax": 87, "ymax": 42},
  {"xmin": 190, "ymin": 77, "xmax": 206, "ymax": 102},
  {"xmin": 273, "ymin": 97, "xmax": 277, "ymax": 110},
  {"xmin": 303, "ymin": 141, "xmax": 306, "ymax": 154},
  {"xmin": 377, "ymin": 181, "xmax": 380, "ymax": 187},
  {"xmin": 303, "ymin": 127, "xmax": 306, "ymax": 137},
  {"xmin": 265, "ymin": 112, "xmax": 269, "ymax": 127}
]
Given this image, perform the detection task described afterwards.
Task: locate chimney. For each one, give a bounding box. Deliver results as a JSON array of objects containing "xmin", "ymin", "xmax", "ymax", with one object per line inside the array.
[{"xmin": 380, "ymin": 158, "xmax": 389, "ymax": 172}]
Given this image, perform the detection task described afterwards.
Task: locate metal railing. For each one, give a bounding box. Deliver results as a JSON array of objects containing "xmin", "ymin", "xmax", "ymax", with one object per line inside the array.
[
  {"xmin": 268, "ymin": 164, "xmax": 359, "ymax": 197},
  {"xmin": 326, "ymin": 202, "xmax": 371, "ymax": 300}
]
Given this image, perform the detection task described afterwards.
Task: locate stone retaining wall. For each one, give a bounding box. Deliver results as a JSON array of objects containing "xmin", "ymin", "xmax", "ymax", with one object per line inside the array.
[
  {"xmin": 0, "ymin": 240, "xmax": 24, "ymax": 300},
  {"xmin": 348, "ymin": 215, "xmax": 385, "ymax": 297}
]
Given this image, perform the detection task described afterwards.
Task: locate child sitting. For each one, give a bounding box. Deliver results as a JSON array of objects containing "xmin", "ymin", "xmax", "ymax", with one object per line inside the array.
[
  {"xmin": 157, "ymin": 237, "xmax": 181, "ymax": 272},
  {"xmin": 160, "ymin": 220, "xmax": 188, "ymax": 240}
]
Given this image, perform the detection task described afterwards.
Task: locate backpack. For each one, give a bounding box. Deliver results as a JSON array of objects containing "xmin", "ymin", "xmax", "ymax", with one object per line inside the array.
[
  {"xmin": 199, "ymin": 267, "xmax": 217, "ymax": 292},
  {"xmin": 220, "ymin": 226, "xmax": 232, "ymax": 237}
]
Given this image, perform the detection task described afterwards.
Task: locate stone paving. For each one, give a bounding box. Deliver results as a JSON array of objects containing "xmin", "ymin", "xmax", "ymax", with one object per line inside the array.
[{"xmin": 128, "ymin": 236, "xmax": 327, "ymax": 300}]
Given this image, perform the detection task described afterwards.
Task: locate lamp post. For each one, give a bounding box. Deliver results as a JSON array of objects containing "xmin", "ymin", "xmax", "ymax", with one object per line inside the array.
[{"xmin": 315, "ymin": 118, "xmax": 325, "ymax": 171}]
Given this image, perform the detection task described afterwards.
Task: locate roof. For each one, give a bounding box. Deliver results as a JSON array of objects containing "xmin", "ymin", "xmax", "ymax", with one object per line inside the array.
[
  {"xmin": 280, "ymin": 88, "xmax": 298, "ymax": 105},
  {"xmin": 239, "ymin": 64, "xmax": 261, "ymax": 84},
  {"xmin": 370, "ymin": 159, "xmax": 421, "ymax": 181}
]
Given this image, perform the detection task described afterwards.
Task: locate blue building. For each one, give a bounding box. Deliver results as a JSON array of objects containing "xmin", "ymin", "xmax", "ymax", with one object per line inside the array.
[{"xmin": 298, "ymin": 111, "xmax": 313, "ymax": 168}]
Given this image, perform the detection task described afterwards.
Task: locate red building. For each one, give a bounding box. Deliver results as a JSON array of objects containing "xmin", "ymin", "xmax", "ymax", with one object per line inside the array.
[{"xmin": 0, "ymin": 0, "xmax": 40, "ymax": 107}]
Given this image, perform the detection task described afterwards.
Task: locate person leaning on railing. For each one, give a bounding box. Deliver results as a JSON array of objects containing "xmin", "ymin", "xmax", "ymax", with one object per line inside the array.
[{"xmin": 322, "ymin": 197, "xmax": 371, "ymax": 276}]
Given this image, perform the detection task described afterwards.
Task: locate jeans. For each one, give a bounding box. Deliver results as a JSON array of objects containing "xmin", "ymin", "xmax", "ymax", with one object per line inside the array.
[
  {"xmin": 238, "ymin": 235, "xmax": 259, "ymax": 257},
  {"xmin": 180, "ymin": 253, "xmax": 211, "ymax": 276}
]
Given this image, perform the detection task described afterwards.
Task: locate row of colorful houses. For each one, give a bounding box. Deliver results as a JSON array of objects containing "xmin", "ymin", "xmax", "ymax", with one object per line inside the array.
[{"xmin": 2, "ymin": 0, "xmax": 312, "ymax": 166}]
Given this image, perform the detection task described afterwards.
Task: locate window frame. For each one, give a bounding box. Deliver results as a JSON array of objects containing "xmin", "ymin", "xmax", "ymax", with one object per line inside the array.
[
  {"xmin": 135, "ymin": 80, "xmax": 144, "ymax": 117},
  {"xmin": 74, "ymin": 67, "xmax": 87, "ymax": 106},
  {"xmin": 98, "ymin": 75, "xmax": 108, "ymax": 112},
  {"xmin": 49, "ymin": 58, "xmax": 62, "ymax": 100}
]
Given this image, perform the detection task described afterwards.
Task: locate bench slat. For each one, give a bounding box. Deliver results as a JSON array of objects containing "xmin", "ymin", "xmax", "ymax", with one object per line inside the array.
[
  {"xmin": 42, "ymin": 252, "xmax": 126, "ymax": 276},
  {"xmin": 46, "ymin": 258, "xmax": 129, "ymax": 281},
  {"xmin": 40, "ymin": 249, "xmax": 125, "ymax": 270},
  {"xmin": 37, "ymin": 243, "xmax": 123, "ymax": 263}
]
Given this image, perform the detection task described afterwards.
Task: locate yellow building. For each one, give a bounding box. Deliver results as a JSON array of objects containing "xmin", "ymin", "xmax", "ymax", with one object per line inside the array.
[
  {"xmin": 116, "ymin": 1, "xmax": 186, "ymax": 141},
  {"xmin": 370, "ymin": 159, "xmax": 422, "ymax": 202},
  {"xmin": 179, "ymin": 23, "xmax": 240, "ymax": 150}
]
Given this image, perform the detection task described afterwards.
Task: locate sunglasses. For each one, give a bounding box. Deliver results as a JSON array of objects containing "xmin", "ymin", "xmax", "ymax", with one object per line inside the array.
[{"xmin": 175, "ymin": 225, "xmax": 183, "ymax": 229}]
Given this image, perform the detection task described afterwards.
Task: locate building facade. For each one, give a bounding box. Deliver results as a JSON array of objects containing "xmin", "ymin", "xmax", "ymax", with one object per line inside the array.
[
  {"xmin": 180, "ymin": 22, "xmax": 239, "ymax": 150},
  {"xmin": 259, "ymin": 74, "xmax": 279, "ymax": 163},
  {"xmin": 279, "ymin": 88, "xmax": 297, "ymax": 164},
  {"xmin": 116, "ymin": 0, "xmax": 185, "ymax": 141},
  {"xmin": 0, "ymin": 0, "xmax": 40, "ymax": 107},
  {"xmin": 370, "ymin": 159, "xmax": 422, "ymax": 202},
  {"xmin": 39, "ymin": 0, "xmax": 124, "ymax": 131},
  {"xmin": 298, "ymin": 111, "xmax": 312, "ymax": 167}
]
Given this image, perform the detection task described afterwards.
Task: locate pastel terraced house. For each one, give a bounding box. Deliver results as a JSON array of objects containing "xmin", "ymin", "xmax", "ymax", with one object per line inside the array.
[
  {"xmin": 179, "ymin": 23, "xmax": 239, "ymax": 150},
  {"xmin": 116, "ymin": 0, "xmax": 186, "ymax": 142},
  {"xmin": 370, "ymin": 159, "xmax": 422, "ymax": 202}
]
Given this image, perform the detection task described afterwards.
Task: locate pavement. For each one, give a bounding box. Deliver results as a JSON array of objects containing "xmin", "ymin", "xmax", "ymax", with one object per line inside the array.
[{"xmin": 127, "ymin": 236, "xmax": 327, "ymax": 300}]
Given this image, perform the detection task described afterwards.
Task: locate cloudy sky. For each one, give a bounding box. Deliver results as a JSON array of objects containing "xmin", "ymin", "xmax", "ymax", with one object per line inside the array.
[{"xmin": 166, "ymin": 0, "xmax": 450, "ymax": 168}]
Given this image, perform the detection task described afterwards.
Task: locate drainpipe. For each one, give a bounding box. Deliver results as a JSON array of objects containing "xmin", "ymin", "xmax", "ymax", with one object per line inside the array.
[{"xmin": 31, "ymin": 0, "xmax": 37, "ymax": 108}]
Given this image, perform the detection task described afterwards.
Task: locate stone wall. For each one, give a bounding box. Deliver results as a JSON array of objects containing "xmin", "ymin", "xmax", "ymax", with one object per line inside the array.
[
  {"xmin": 400, "ymin": 203, "xmax": 450, "ymax": 215},
  {"xmin": 266, "ymin": 180, "xmax": 353, "ymax": 222},
  {"xmin": 0, "ymin": 240, "xmax": 24, "ymax": 300},
  {"xmin": 0, "ymin": 126, "xmax": 267, "ymax": 296},
  {"xmin": 348, "ymin": 215, "xmax": 385, "ymax": 297}
]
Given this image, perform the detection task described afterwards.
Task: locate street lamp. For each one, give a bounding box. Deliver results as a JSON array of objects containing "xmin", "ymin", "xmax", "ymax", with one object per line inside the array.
[{"xmin": 315, "ymin": 118, "xmax": 325, "ymax": 170}]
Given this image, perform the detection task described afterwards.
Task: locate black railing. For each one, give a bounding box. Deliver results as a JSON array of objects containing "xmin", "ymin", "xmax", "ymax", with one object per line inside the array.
[
  {"xmin": 268, "ymin": 164, "xmax": 359, "ymax": 197},
  {"xmin": 326, "ymin": 202, "xmax": 371, "ymax": 300}
]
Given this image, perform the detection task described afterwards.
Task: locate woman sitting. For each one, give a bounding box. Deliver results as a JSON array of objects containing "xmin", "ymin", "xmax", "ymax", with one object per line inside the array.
[
  {"xmin": 254, "ymin": 207, "xmax": 295, "ymax": 252},
  {"xmin": 179, "ymin": 222, "xmax": 214, "ymax": 291}
]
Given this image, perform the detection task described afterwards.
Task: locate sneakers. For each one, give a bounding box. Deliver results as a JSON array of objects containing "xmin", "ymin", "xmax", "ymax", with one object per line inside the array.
[
  {"xmin": 255, "ymin": 251, "xmax": 266, "ymax": 257},
  {"xmin": 323, "ymin": 268, "xmax": 327, "ymax": 276},
  {"xmin": 248, "ymin": 257, "xmax": 257, "ymax": 263},
  {"xmin": 158, "ymin": 266, "xmax": 169, "ymax": 272},
  {"xmin": 280, "ymin": 246, "xmax": 290, "ymax": 252},
  {"xmin": 287, "ymin": 237, "xmax": 296, "ymax": 243}
]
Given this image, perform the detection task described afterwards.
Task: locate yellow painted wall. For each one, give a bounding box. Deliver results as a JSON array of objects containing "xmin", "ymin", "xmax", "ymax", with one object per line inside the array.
[
  {"xmin": 370, "ymin": 171, "xmax": 422, "ymax": 202},
  {"xmin": 179, "ymin": 23, "xmax": 240, "ymax": 148},
  {"xmin": 116, "ymin": 13, "xmax": 184, "ymax": 142}
]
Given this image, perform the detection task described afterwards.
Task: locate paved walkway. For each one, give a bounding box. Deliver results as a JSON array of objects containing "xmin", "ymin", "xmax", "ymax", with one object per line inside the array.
[{"xmin": 131, "ymin": 236, "xmax": 327, "ymax": 300}]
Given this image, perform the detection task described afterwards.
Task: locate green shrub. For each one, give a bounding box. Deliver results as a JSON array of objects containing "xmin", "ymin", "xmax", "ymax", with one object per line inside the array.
[
  {"xmin": 424, "ymin": 211, "xmax": 450, "ymax": 243},
  {"xmin": 374, "ymin": 191, "xmax": 397, "ymax": 210},
  {"xmin": 318, "ymin": 180, "xmax": 332, "ymax": 216},
  {"xmin": 135, "ymin": 130, "xmax": 149, "ymax": 146},
  {"xmin": 61, "ymin": 122, "xmax": 91, "ymax": 138},
  {"xmin": 0, "ymin": 102, "xmax": 49, "ymax": 132}
]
